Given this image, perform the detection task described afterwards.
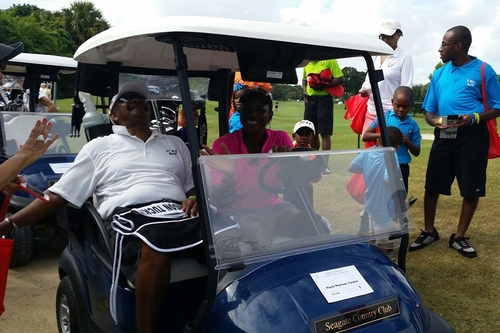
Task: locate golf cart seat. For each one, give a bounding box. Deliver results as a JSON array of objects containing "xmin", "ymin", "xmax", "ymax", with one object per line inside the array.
[{"xmin": 65, "ymin": 201, "xmax": 208, "ymax": 286}]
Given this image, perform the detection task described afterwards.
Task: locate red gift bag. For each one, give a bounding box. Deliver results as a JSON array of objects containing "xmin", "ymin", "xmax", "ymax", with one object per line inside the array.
[
  {"xmin": 344, "ymin": 94, "xmax": 368, "ymax": 135},
  {"xmin": 0, "ymin": 238, "xmax": 13, "ymax": 316},
  {"xmin": 0, "ymin": 194, "xmax": 11, "ymax": 316},
  {"xmin": 486, "ymin": 119, "xmax": 500, "ymax": 159},
  {"xmin": 481, "ymin": 62, "xmax": 500, "ymax": 159},
  {"xmin": 346, "ymin": 173, "xmax": 367, "ymax": 205}
]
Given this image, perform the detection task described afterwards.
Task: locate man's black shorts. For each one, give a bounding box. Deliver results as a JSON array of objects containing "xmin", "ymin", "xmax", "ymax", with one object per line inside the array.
[
  {"xmin": 106, "ymin": 201, "xmax": 203, "ymax": 284},
  {"xmin": 304, "ymin": 95, "xmax": 333, "ymax": 135},
  {"xmin": 425, "ymin": 123, "xmax": 488, "ymax": 197}
]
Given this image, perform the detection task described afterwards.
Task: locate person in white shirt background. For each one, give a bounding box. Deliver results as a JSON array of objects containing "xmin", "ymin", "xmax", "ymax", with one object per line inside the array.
[
  {"xmin": 23, "ymin": 85, "xmax": 57, "ymax": 112},
  {"xmin": 359, "ymin": 18, "xmax": 414, "ymax": 141}
]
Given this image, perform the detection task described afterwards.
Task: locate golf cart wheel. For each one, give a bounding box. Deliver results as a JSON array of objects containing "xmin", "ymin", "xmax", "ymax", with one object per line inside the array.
[
  {"xmin": 56, "ymin": 276, "xmax": 80, "ymax": 333},
  {"xmin": 6, "ymin": 224, "xmax": 35, "ymax": 267}
]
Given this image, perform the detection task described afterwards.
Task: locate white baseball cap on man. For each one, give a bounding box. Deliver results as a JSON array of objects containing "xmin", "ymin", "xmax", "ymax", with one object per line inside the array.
[
  {"xmin": 293, "ymin": 120, "xmax": 315, "ymax": 134},
  {"xmin": 109, "ymin": 81, "xmax": 149, "ymax": 111}
]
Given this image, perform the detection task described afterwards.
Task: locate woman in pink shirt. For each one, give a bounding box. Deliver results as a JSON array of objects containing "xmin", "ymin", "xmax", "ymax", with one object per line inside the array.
[{"xmin": 202, "ymin": 89, "xmax": 313, "ymax": 244}]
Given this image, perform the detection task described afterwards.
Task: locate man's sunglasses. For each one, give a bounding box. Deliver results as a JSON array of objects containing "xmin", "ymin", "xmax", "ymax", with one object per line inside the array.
[{"xmin": 118, "ymin": 93, "xmax": 146, "ymax": 103}]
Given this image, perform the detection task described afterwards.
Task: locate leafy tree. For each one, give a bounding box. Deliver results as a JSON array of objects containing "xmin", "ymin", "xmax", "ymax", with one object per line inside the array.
[
  {"xmin": 272, "ymin": 84, "xmax": 302, "ymax": 101},
  {"xmin": 61, "ymin": 1, "xmax": 109, "ymax": 46},
  {"xmin": 341, "ymin": 66, "xmax": 366, "ymax": 98},
  {"xmin": 5, "ymin": 4, "xmax": 41, "ymax": 17},
  {"xmin": 0, "ymin": 5, "xmax": 76, "ymax": 56},
  {"xmin": 412, "ymin": 84, "xmax": 426, "ymax": 101}
]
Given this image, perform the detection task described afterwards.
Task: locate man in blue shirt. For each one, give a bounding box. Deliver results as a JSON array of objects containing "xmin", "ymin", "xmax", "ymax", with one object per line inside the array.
[{"xmin": 409, "ymin": 26, "xmax": 500, "ymax": 258}]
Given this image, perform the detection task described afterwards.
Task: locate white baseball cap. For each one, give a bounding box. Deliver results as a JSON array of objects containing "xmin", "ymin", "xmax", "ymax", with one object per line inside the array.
[
  {"xmin": 109, "ymin": 81, "xmax": 149, "ymax": 111},
  {"xmin": 293, "ymin": 120, "xmax": 315, "ymax": 134},
  {"xmin": 378, "ymin": 19, "xmax": 402, "ymax": 36}
]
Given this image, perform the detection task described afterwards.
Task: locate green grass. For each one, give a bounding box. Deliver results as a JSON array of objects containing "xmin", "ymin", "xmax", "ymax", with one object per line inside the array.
[{"xmin": 59, "ymin": 98, "xmax": 499, "ymax": 332}]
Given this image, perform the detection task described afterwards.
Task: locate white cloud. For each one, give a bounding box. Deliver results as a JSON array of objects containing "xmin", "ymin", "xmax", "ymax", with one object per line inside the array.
[{"xmin": 2, "ymin": 0, "xmax": 500, "ymax": 84}]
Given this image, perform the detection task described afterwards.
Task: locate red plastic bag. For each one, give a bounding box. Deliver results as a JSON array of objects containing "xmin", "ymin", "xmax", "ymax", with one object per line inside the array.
[
  {"xmin": 344, "ymin": 94, "xmax": 368, "ymax": 135},
  {"xmin": 325, "ymin": 84, "xmax": 344, "ymax": 98},
  {"xmin": 486, "ymin": 119, "xmax": 500, "ymax": 159},
  {"xmin": 346, "ymin": 173, "xmax": 366, "ymax": 205},
  {"xmin": 0, "ymin": 194, "xmax": 12, "ymax": 316},
  {"xmin": 481, "ymin": 62, "xmax": 500, "ymax": 159},
  {"xmin": 0, "ymin": 238, "xmax": 13, "ymax": 316}
]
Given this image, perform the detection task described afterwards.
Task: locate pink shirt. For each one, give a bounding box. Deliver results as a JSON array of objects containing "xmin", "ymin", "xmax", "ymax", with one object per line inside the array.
[
  {"xmin": 212, "ymin": 129, "xmax": 293, "ymax": 154},
  {"xmin": 211, "ymin": 129, "xmax": 293, "ymax": 209}
]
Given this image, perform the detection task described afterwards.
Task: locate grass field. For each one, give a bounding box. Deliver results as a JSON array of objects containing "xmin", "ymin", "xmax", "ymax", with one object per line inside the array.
[{"xmin": 55, "ymin": 97, "xmax": 500, "ymax": 332}]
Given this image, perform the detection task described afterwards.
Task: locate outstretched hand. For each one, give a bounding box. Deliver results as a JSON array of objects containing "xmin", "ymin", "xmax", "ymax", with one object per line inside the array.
[{"xmin": 19, "ymin": 118, "xmax": 59, "ymax": 165}]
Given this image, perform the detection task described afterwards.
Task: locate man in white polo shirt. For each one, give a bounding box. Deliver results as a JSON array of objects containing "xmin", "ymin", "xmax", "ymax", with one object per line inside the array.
[{"xmin": 7, "ymin": 81, "xmax": 199, "ymax": 333}]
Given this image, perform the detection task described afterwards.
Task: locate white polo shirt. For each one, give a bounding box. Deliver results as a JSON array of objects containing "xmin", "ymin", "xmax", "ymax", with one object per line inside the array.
[
  {"xmin": 50, "ymin": 125, "xmax": 194, "ymax": 219},
  {"xmin": 23, "ymin": 88, "xmax": 49, "ymax": 112},
  {"xmin": 361, "ymin": 46, "xmax": 414, "ymax": 115}
]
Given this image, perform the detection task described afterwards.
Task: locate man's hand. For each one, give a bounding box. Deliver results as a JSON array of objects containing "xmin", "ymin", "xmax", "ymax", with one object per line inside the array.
[
  {"xmin": 456, "ymin": 114, "xmax": 473, "ymax": 128},
  {"xmin": 182, "ymin": 197, "xmax": 198, "ymax": 217}
]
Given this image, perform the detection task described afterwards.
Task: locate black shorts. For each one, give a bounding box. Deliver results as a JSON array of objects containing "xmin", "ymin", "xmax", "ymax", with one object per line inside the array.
[
  {"xmin": 425, "ymin": 123, "xmax": 488, "ymax": 197},
  {"xmin": 106, "ymin": 201, "xmax": 203, "ymax": 284},
  {"xmin": 304, "ymin": 95, "xmax": 333, "ymax": 135}
]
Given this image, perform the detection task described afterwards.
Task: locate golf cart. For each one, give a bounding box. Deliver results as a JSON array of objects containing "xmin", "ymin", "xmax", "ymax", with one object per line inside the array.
[
  {"xmin": 0, "ymin": 53, "xmax": 86, "ymax": 267},
  {"xmin": 56, "ymin": 16, "xmax": 455, "ymax": 333}
]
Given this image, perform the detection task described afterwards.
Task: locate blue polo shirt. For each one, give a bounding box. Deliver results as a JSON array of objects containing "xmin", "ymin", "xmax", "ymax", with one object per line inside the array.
[
  {"xmin": 423, "ymin": 57, "xmax": 500, "ymax": 116},
  {"xmin": 349, "ymin": 149, "xmax": 394, "ymax": 227},
  {"xmin": 370, "ymin": 110, "xmax": 421, "ymax": 164}
]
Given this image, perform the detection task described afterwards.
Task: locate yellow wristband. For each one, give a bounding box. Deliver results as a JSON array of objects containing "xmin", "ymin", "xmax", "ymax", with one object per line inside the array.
[{"xmin": 188, "ymin": 195, "xmax": 196, "ymax": 200}]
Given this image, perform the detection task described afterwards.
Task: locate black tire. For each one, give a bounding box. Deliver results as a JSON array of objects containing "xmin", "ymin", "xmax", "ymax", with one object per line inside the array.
[
  {"xmin": 56, "ymin": 276, "xmax": 80, "ymax": 333},
  {"xmin": 6, "ymin": 224, "xmax": 35, "ymax": 267}
]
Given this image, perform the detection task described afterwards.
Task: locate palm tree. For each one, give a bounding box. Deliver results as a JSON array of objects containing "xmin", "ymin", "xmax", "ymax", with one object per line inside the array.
[{"xmin": 61, "ymin": 1, "xmax": 110, "ymax": 46}]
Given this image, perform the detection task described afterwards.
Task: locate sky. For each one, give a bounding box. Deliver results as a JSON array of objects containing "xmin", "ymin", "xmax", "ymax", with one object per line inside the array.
[{"xmin": 1, "ymin": 0, "xmax": 500, "ymax": 85}]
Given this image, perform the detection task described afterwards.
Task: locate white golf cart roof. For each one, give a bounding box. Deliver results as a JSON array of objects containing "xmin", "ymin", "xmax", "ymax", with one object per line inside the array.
[
  {"xmin": 74, "ymin": 16, "xmax": 392, "ymax": 71},
  {"xmin": 5, "ymin": 53, "xmax": 77, "ymax": 75}
]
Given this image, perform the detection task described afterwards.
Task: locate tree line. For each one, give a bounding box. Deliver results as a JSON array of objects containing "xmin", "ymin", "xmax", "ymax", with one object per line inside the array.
[
  {"xmin": 0, "ymin": 2, "xmax": 109, "ymax": 56},
  {"xmin": 0, "ymin": 2, "xmax": 109, "ymax": 98}
]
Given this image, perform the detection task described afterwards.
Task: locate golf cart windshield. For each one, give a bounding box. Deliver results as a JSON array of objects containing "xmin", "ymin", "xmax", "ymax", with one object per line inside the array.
[
  {"xmin": 199, "ymin": 148, "xmax": 414, "ymax": 269},
  {"xmin": 0, "ymin": 111, "xmax": 86, "ymax": 157}
]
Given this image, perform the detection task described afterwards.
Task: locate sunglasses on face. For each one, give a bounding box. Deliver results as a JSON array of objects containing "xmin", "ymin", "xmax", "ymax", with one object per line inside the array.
[{"xmin": 118, "ymin": 93, "xmax": 147, "ymax": 103}]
